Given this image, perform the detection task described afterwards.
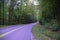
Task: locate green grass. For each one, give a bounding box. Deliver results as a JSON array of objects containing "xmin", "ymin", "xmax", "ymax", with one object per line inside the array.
[
  {"xmin": 32, "ymin": 24, "xmax": 60, "ymax": 40},
  {"xmin": 0, "ymin": 25, "xmax": 8, "ymax": 28},
  {"xmin": 32, "ymin": 24, "xmax": 48, "ymax": 40},
  {"xmin": 39, "ymin": 26, "xmax": 60, "ymax": 40},
  {"xmin": 0, "ymin": 25, "xmax": 5, "ymax": 27}
]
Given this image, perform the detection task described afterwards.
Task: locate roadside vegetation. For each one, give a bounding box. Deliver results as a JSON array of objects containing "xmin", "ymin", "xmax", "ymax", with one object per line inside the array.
[{"xmin": 32, "ymin": 24, "xmax": 60, "ymax": 40}]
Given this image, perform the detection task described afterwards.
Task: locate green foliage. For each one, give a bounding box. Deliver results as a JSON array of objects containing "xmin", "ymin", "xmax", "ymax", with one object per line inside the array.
[
  {"xmin": 49, "ymin": 20, "xmax": 59, "ymax": 31},
  {"xmin": 57, "ymin": 36, "xmax": 60, "ymax": 40},
  {"xmin": 32, "ymin": 24, "xmax": 60, "ymax": 40},
  {"xmin": 0, "ymin": 0, "xmax": 37, "ymax": 25},
  {"xmin": 38, "ymin": 0, "xmax": 59, "ymax": 31}
]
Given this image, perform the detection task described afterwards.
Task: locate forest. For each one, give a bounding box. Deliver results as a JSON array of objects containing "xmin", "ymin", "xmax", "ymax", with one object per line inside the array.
[
  {"xmin": 0, "ymin": 0, "xmax": 60, "ymax": 40},
  {"xmin": 0, "ymin": 0, "xmax": 60, "ymax": 31},
  {"xmin": 0, "ymin": 0, "xmax": 39, "ymax": 25}
]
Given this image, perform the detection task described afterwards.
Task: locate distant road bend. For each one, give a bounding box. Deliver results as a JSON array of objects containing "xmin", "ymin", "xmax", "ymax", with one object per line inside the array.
[{"xmin": 0, "ymin": 22, "xmax": 38, "ymax": 40}]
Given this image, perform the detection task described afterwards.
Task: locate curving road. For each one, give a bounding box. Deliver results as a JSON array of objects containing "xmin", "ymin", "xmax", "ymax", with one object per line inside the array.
[{"xmin": 0, "ymin": 22, "xmax": 38, "ymax": 40}]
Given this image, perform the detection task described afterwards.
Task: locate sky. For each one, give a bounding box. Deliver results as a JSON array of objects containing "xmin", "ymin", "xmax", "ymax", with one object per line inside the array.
[
  {"xmin": 29, "ymin": 0, "xmax": 39, "ymax": 5},
  {"xmin": 5, "ymin": 0, "xmax": 39, "ymax": 9}
]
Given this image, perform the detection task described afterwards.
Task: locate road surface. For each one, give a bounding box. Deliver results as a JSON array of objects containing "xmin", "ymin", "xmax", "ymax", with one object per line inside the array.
[{"xmin": 0, "ymin": 22, "xmax": 38, "ymax": 40}]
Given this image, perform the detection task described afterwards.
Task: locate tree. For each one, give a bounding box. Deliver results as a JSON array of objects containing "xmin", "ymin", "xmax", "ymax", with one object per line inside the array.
[
  {"xmin": 8, "ymin": 0, "xmax": 16, "ymax": 24},
  {"xmin": 0, "ymin": 0, "xmax": 4, "ymax": 25},
  {"xmin": 38, "ymin": 0, "xmax": 60, "ymax": 31}
]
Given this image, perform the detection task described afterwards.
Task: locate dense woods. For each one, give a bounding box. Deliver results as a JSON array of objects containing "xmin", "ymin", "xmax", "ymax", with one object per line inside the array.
[
  {"xmin": 0, "ymin": 0, "xmax": 60, "ymax": 31},
  {"xmin": 0, "ymin": 0, "xmax": 38, "ymax": 25},
  {"xmin": 37, "ymin": 0, "xmax": 60, "ymax": 31}
]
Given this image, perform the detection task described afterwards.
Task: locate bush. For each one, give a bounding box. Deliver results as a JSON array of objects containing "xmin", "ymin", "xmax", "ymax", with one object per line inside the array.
[
  {"xmin": 57, "ymin": 36, "xmax": 60, "ymax": 40},
  {"xmin": 39, "ymin": 18, "xmax": 47, "ymax": 25},
  {"xmin": 50, "ymin": 20, "xmax": 59, "ymax": 31}
]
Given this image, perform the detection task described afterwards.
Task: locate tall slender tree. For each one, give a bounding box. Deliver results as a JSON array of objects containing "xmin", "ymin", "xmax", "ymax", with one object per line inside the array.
[
  {"xmin": 0, "ymin": 0, "xmax": 4, "ymax": 25},
  {"xmin": 8, "ymin": 0, "xmax": 16, "ymax": 24}
]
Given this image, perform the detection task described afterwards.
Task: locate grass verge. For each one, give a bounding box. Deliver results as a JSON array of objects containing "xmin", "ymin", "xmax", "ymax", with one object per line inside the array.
[{"xmin": 32, "ymin": 24, "xmax": 60, "ymax": 40}]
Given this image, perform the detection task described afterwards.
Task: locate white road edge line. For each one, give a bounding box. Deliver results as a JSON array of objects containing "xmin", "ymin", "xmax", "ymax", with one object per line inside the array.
[{"xmin": 0, "ymin": 26, "xmax": 25, "ymax": 38}]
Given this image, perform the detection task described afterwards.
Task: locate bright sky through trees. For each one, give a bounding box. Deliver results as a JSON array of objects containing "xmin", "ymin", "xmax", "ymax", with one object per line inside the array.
[{"xmin": 29, "ymin": 0, "xmax": 39, "ymax": 5}]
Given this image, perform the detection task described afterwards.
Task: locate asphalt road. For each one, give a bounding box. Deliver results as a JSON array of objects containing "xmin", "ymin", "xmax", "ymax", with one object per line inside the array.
[{"xmin": 0, "ymin": 22, "xmax": 38, "ymax": 40}]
